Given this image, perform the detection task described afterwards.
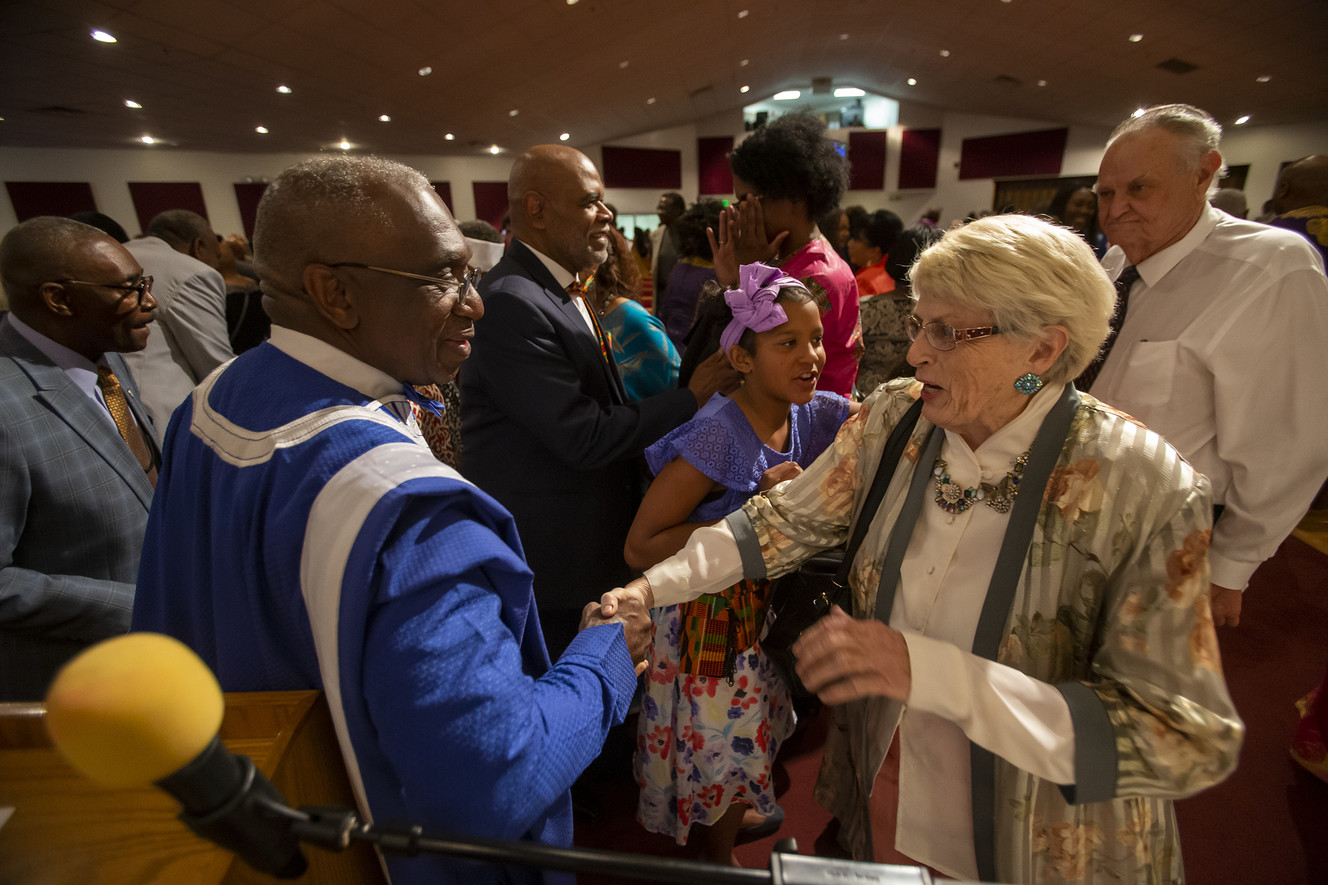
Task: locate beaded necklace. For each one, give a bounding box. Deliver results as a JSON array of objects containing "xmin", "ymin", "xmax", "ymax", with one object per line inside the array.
[{"xmin": 932, "ymin": 450, "xmax": 1029, "ymax": 514}]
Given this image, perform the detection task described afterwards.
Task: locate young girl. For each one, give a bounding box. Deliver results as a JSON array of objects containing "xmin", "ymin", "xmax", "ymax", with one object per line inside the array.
[{"xmin": 626, "ymin": 263, "xmax": 856, "ymax": 865}]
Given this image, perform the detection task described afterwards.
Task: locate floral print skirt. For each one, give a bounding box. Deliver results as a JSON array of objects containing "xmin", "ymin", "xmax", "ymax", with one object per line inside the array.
[{"xmin": 634, "ymin": 603, "xmax": 795, "ymax": 843}]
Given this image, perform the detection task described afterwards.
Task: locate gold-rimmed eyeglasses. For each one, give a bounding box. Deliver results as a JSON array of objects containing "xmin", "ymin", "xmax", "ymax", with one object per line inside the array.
[
  {"xmin": 328, "ymin": 263, "xmax": 480, "ymax": 302},
  {"xmin": 905, "ymin": 315, "xmax": 1001, "ymax": 351},
  {"xmin": 61, "ymin": 275, "xmax": 154, "ymax": 305}
]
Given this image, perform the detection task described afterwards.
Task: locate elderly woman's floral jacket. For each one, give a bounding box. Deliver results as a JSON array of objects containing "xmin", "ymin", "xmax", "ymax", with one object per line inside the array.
[{"xmin": 737, "ymin": 381, "xmax": 1242, "ymax": 884}]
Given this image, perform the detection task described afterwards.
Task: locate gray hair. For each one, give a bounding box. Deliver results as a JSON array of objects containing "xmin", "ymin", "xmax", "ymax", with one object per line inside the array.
[
  {"xmin": 910, "ymin": 214, "xmax": 1114, "ymax": 386},
  {"xmin": 254, "ymin": 155, "xmax": 432, "ymax": 287},
  {"xmin": 1108, "ymin": 104, "xmax": 1223, "ymax": 174}
]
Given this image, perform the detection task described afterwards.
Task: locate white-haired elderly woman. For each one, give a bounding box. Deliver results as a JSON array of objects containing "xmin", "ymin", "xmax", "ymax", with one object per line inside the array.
[{"xmin": 608, "ymin": 214, "xmax": 1243, "ymax": 883}]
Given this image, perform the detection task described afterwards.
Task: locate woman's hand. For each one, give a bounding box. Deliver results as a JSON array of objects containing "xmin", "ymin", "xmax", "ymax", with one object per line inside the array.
[
  {"xmin": 791, "ymin": 606, "xmax": 912, "ymax": 705},
  {"xmin": 706, "ymin": 209, "xmax": 739, "ymax": 288},
  {"xmin": 758, "ymin": 461, "xmax": 802, "ymax": 492},
  {"xmin": 730, "ymin": 197, "xmax": 788, "ymax": 267}
]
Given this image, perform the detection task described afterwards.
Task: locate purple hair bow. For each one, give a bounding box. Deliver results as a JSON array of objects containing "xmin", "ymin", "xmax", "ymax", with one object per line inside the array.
[{"xmin": 720, "ymin": 263, "xmax": 802, "ymax": 354}]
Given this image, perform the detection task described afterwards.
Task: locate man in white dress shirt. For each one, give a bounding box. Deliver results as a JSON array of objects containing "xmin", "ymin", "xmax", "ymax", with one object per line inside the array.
[
  {"xmin": 1088, "ymin": 103, "xmax": 1328, "ymax": 627},
  {"xmin": 120, "ymin": 209, "xmax": 235, "ymax": 435}
]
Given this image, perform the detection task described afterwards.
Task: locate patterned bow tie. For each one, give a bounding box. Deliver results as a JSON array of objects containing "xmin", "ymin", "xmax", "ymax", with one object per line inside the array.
[{"xmin": 401, "ymin": 384, "xmax": 446, "ymax": 419}]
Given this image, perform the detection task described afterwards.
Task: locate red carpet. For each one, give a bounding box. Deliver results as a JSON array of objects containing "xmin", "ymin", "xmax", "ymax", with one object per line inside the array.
[{"xmin": 574, "ymin": 535, "xmax": 1328, "ymax": 883}]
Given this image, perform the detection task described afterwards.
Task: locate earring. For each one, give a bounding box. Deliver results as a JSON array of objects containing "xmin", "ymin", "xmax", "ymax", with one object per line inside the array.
[{"xmin": 1013, "ymin": 372, "xmax": 1043, "ymax": 395}]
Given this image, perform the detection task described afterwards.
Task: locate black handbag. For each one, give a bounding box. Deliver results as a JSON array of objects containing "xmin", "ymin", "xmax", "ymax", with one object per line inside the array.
[{"xmin": 762, "ymin": 398, "xmax": 924, "ymax": 697}]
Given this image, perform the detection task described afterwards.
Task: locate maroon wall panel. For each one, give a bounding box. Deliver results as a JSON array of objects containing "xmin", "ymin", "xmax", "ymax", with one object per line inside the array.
[
  {"xmin": 698, "ymin": 136, "xmax": 735, "ymax": 196},
  {"xmin": 898, "ymin": 129, "xmax": 942, "ymax": 190},
  {"xmin": 430, "ymin": 181, "xmax": 453, "ymax": 214},
  {"xmin": 472, "ymin": 181, "xmax": 509, "ymax": 229},
  {"xmin": 5, "ymin": 181, "xmax": 97, "ymax": 222},
  {"xmin": 233, "ymin": 182, "xmax": 268, "ymax": 241},
  {"xmin": 128, "ymin": 182, "xmax": 209, "ymax": 232},
  {"xmin": 958, "ymin": 128, "xmax": 1068, "ymax": 180},
  {"xmin": 601, "ymin": 146, "xmax": 682, "ymax": 190},
  {"xmin": 848, "ymin": 131, "xmax": 887, "ymax": 191}
]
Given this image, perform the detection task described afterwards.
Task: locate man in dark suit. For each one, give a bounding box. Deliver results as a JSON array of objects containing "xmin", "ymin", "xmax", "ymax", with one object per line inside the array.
[
  {"xmin": 0, "ymin": 216, "xmax": 160, "ymax": 700},
  {"xmin": 461, "ymin": 145, "xmax": 738, "ymax": 655}
]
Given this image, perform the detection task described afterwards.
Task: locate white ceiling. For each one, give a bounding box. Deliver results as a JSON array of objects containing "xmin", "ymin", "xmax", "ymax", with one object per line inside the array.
[{"xmin": 1, "ymin": 0, "xmax": 1325, "ymax": 157}]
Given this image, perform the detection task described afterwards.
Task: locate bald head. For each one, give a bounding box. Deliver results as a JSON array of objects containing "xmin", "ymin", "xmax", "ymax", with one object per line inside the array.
[
  {"xmin": 1, "ymin": 217, "xmax": 115, "ymax": 316},
  {"xmin": 1273, "ymin": 156, "xmax": 1328, "ymax": 216},
  {"xmin": 146, "ymin": 209, "xmax": 221, "ymax": 270},
  {"xmin": 507, "ymin": 145, "xmax": 613, "ymax": 274},
  {"xmin": 0, "ymin": 216, "xmax": 155, "ymax": 359}
]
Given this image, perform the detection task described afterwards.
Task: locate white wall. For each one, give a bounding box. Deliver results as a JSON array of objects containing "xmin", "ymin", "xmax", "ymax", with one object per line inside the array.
[{"xmin": 3, "ymin": 111, "xmax": 1322, "ymax": 237}]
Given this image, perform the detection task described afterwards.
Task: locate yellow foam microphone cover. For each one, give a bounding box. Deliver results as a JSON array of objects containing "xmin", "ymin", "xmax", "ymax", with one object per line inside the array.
[{"xmin": 45, "ymin": 633, "xmax": 225, "ymax": 787}]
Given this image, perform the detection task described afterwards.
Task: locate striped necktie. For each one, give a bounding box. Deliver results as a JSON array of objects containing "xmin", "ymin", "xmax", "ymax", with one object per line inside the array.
[
  {"xmin": 568, "ymin": 276, "xmax": 611, "ymax": 364},
  {"xmin": 96, "ymin": 366, "xmax": 157, "ymax": 486},
  {"xmin": 1076, "ymin": 264, "xmax": 1140, "ymax": 392}
]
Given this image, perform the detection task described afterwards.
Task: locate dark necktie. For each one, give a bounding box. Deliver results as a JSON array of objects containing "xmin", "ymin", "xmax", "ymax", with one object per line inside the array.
[
  {"xmin": 1076, "ymin": 264, "xmax": 1140, "ymax": 393},
  {"xmin": 96, "ymin": 366, "xmax": 157, "ymax": 486}
]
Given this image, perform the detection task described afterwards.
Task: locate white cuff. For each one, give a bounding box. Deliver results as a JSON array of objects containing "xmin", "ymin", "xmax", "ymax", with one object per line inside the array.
[{"xmin": 643, "ymin": 521, "xmax": 745, "ymax": 607}]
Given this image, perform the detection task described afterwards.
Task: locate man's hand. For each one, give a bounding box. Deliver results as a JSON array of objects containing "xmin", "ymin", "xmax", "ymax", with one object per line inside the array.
[
  {"xmin": 792, "ymin": 606, "xmax": 911, "ymax": 705},
  {"xmin": 1209, "ymin": 584, "xmax": 1243, "ymax": 627},
  {"xmin": 686, "ymin": 351, "xmax": 742, "ymax": 407},
  {"xmin": 580, "ymin": 578, "xmax": 654, "ymax": 674},
  {"xmin": 759, "ymin": 461, "xmax": 802, "ymax": 492}
]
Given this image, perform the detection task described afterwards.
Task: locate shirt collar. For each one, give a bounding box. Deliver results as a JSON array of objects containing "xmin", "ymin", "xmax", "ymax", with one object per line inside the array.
[
  {"xmin": 6, "ymin": 312, "xmax": 106, "ymax": 402},
  {"xmin": 1135, "ymin": 203, "xmax": 1219, "ymax": 287},
  {"xmin": 267, "ymin": 325, "xmax": 403, "ymax": 401},
  {"xmin": 516, "ymin": 239, "xmax": 578, "ymax": 290}
]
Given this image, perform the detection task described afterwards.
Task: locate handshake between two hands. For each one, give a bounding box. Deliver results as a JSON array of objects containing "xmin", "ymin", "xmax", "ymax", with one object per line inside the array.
[{"xmin": 580, "ymin": 577, "xmax": 655, "ymax": 676}]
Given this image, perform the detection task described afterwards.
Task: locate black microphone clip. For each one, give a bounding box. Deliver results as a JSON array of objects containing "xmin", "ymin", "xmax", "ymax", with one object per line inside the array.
[{"xmin": 155, "ymin": 736, "xmax": 308, "ymax": 879}]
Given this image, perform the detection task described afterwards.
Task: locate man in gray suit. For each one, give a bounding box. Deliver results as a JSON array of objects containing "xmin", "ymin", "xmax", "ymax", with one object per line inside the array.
[
  {"xmin": 121, "ymin": 209, "xmax": 234, "ymax": 434},
  {"xmin": 0, "ymin": 216, "xmax": 160, "ymax": 700}
]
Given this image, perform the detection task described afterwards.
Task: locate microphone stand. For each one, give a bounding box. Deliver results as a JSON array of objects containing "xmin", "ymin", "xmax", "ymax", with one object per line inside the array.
[{"xmin": 257, "ymin": 796, "xmax": 939, "ymax": 884}]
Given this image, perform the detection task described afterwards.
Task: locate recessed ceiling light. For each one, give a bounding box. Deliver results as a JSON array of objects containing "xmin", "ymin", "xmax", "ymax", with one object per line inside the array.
[
  {"xmin": 444, "ymin": 132, "xmax": 455, "ymax": 140},
  {"xmin": 418, "ymin": 66, "xmax": 432, "ymax": 76},
  {"xmin": 567, "ymin": 0, "xmax": 578, "ymax": 5},
  {"xmin": 559, "ymin": 132, "xmax": 570, "ymax": 141},
  {"xmin": 256, "ymin": 126, "xmax": 269, "ymax": 134},
  {"xmin": 509, "ymin": 109, "xmax": 519, "ymax": 117},
  {"xmin": 619, "ymin": 60, "xmax": 629, "ymax": 69},
  {"xmin": 834, "ymin": 87, "xmax": 865, "ymax": 98},
  {"xmin": 773, "ymin": 90, "xmax": 800, "ymax": 100},
  {"xmin": 378, "ymin": 114, "xmax": 391, "ymax": 122},
  {"xmin": 1235, "ymin": 115, "xmax": 1250, "ymax": 125},
  {"xmin": 906, "ymin": 78, "xmax": 918, "ymax": 86},
  {"xmin": 740, "ymin": 85, "xmax": 750, "ymax": 94},
  {"xmin": 1128, "ymin": 33, "xmax": 1143, "ymax": 43},
  {"xmin": 647, "ymin": 97, "xmax": 657, "ymax": 104},
  {"xmin": 740, "ymin": 59, "xmax": 749, "ymax": 67},
  {"xmin": 1256, "ymin": 74, "xmax": 1271, "ymax": 83},
  {"xmin": 91, "ymin": 30, "xmax": 116, "ymax": 43},
  {"xmin": 737, "ymin": 9, "xmax": 749, "ymax": 18},
  {"xmin": 939, "ymin": 49, "xmax": 951, "ymax": 57},
  {"xmin": 124, "ymin": 99, "xmax": 142, "ymax": 109},
  {"xmin": 1132, "ymin": 107, "xmax": 1147, "ymax": 118},
  {"xmin": 277, "ymin": 85, "xmax": 292, "ymax": 94},
  {"xmin": 489, "ymin": 145, "xmax": 501, "ymax": 155},
  {"xmin": 839, "ymin": 33, "xmax": 849, "ymax": 40},
  {"xmin": 339, "ymin": 140, "xmax": 351, "ymax": 150},
  {"xmin": 1037, "ymin": 79, "xmax": 1047, "ymax": 87},
  {"xmin": 140, "ymin": 135, "xmax": 156, "ymax": 144}
]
